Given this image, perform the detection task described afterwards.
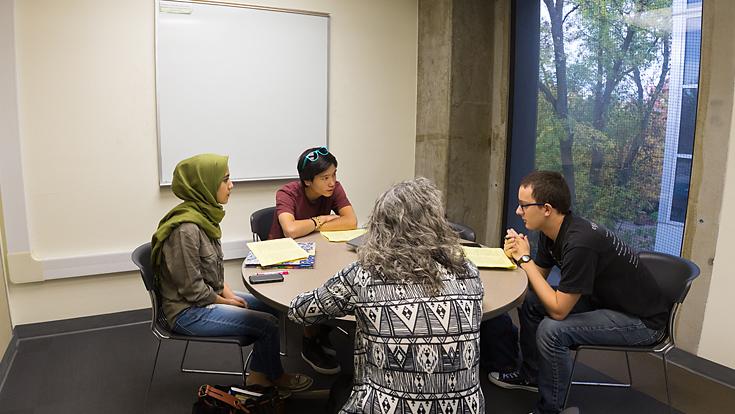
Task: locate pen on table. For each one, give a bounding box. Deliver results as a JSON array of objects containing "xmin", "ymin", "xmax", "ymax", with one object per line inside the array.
[{"xmin": 257, "ymin": 271, "xmax": 289, "ymax": 276}]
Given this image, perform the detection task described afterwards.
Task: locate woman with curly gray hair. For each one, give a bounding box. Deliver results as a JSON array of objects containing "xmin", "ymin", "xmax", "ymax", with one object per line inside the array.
[{"xmin": 289, "ymin": 177, "xmax": 485, "ymax": 414}]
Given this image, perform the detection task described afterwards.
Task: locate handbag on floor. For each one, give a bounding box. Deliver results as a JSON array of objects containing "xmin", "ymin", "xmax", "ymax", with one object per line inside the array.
[{"xmin": 192, "ymin": 384, "xmax": 284, "ymax": 414}]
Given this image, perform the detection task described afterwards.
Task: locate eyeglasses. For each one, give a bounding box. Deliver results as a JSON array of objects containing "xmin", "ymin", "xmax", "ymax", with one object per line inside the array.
[
  {"xmin": 301, "ymin": 147, "xmax": 330, "ymax": 168},
  {"xmin": 518, "ymin": 202, "xmax": 546, "ymax": 212}
]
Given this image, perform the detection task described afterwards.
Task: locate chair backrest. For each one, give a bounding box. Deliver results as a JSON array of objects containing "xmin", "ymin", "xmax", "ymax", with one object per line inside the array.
[
  {"xmin": 448, "ymin": 221, "xmax": 477, "ymax": 242},
  {"xmin": 639, "ymin": 251, "xmax": 700, "ymax": 345},
  {"xmin": 132, "ymin": 242, "xmax": 172, "ymax": 337},
  {"xmin": 250, "ymin": 206, "xmax": 276, "ymax": 241},
  {"xmin": 639, "ymin": 251, "xmax": 700, "ymax": 305},
  {"xmin": 132, "ymin": 242, "xmax": 155, "ymax": 292}
]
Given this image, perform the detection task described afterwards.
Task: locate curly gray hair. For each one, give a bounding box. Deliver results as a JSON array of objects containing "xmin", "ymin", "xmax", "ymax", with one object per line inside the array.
[{"xmin": 357, "ymin": 177, "xmax": 468, "ymax": 288}]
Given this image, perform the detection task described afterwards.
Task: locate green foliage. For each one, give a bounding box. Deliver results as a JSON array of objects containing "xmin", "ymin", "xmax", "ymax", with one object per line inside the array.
[
  {"xmin": 536, "ymin": 95, "xmax": 564, "ymax": 171},
  {"xmin": 535, "ymin": 0, "xmax": 676, "ymax": 250}
]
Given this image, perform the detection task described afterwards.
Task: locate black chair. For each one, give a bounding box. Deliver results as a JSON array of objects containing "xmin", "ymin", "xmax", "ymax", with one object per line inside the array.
[
  {"xmin": 132, "ymin": 243, "xmax": 253, "ymax": 399},
  {"xmin": 250, "ymin": 206, "xmax": 276, "ymax": 241},
  {"xmin": 563, "ymin": 251, "xmax": 700, "ymax": 412},
  {"xmin": 448, "ymin": 221, "xmax": 477, "ymax": 242}
]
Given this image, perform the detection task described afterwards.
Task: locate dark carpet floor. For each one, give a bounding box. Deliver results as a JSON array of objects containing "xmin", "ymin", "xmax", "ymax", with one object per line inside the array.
[{"xmin": 0, "ymin": 310, "xmax": 731, "ymax": 413}]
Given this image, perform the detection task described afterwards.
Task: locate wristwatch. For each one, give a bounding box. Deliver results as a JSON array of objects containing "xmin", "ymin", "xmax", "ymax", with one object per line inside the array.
[{"xmin": 517, "ymin": 255, "xmax": 532, "ymax": 265}]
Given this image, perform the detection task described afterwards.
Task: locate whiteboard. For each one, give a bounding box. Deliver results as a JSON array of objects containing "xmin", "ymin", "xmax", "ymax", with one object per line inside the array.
[{"xmin": 155, "ymin": 0, "xmax": 329, "ymax": 184}]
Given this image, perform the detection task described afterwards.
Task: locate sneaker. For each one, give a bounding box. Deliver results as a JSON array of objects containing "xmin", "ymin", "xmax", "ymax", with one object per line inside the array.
[
  {"xmin": 488, "ymin": 369, "xmax": 538, "ymax": 392},
  {"xmin": 302, "ymin": 337, "xmax": 341, "ymax": 375},
  {"xmin": 317, "ymin": 332, "xmax": 337, "ymax": 356},
  {"xmin": 273, "ymin": 373, "xmax": 313, "ymax": 393}
]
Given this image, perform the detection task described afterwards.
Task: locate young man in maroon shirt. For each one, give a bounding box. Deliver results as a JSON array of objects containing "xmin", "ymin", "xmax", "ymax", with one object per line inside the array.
[
  {"xmin": 268, "ymin": 147, "xmax": 356, "ymax": 239},
  {"xmin": 268, "ymin": 147, "xmax": 357, "ymax": 375}
]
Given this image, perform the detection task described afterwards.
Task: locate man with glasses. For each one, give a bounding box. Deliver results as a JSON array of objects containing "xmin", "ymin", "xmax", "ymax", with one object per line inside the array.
[
  {"xmin": 488, "ymin": 171, "xmax": 669, "ymax": 414},
  {"xmin": 268, "ymin": 146, "xmax": 357, "ymax": 375}
]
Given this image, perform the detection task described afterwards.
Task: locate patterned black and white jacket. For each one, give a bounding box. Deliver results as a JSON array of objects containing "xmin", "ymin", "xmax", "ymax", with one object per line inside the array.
[{"xmin": 289, "ymin": 261, "xmax": 485, "ymax": 414}]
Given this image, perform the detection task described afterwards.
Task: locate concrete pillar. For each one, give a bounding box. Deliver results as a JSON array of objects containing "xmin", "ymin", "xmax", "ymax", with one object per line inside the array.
[{"xmin": 416, "ymin": 0, "xmax": 510, "ymax": 244}]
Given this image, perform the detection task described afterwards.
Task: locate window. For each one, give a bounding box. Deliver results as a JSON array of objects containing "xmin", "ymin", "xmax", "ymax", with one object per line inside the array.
[
  {"xmin": 678, "ymin": 89, "xmax": 697, "ymax": 155},
  {"xmin": 683, "ymin": 18, "xmax": 702, "ymax": 85},
  {"xmin": 506, "ymin": 0, "xmax": 703, "ymax": 256},
  {"xmin": 671, "ymin": 158, "xmax": 692, "ymax": 223}
]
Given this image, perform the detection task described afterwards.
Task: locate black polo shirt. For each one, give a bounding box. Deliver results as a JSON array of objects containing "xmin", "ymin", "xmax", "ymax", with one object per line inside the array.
[{"xmin": 535, "ymin": 213, "xmax": 669, "ymax": 330}]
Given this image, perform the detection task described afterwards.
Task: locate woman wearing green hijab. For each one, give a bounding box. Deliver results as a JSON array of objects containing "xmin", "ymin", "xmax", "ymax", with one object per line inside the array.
[{"xmin": 152, "ymin": 154, "xmax": 312, "ymax": 392}]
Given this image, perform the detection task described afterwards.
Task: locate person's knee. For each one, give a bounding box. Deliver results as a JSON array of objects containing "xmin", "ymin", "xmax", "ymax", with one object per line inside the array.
[
  {"xmin": 247, "ymin": 312, "xmax": 279, "ymax": 339},
  {"xmin": 536, "ymin": 317, "xmax": 563, "ymax": 351},
  {"xmin": 262, "ymin": 313, "xmax": 279, "ymax": 331}
]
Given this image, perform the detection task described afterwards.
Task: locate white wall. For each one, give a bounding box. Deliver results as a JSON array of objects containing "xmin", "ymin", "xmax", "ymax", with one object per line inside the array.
[
  {"xmin": 0, "ymin": 0, "xmax": 18, "ymax": 355},
  {"xmin": 0, "ymin": 214, "xmax": 11, "ymax": 359},
  {"xmin": 698, "ymin": 83, "xmax": 735, "ymax": 369},
  {"xmin": 0, "ymin": 247, "xmax": 11, "ymax": 360},
  {"xmin": 4, "ymin": 0, "xmax": 417, "ymax": 324}
]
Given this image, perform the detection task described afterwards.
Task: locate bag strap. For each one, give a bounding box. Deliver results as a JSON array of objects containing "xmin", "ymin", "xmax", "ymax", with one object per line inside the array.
[{"xmin": 198, "ymin": 385, "xmax": 250, "ymax": 413}]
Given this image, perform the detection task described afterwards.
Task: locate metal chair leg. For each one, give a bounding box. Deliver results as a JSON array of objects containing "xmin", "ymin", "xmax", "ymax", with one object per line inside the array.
[
  {"xmin": 571, "ymin": 350, "xmax": 632, "ymax": 388},
  {"xmin": 662, "ymin": 353, "xmax": 673, "ymax": 414},
  {"xmin": 240, "ymin": 347, "xmax": 247, "ymax": 384},
  {"xmin": 244, "ymin": 348, "xmax": 254, "ymax": 380},
  {"xmin": 564, "ymin": 348, "xmax": 633, "ymax": 410},
  {"xmin": 179, "ymin": 340, "xmax": 190, "ymax": 372},
  {"xmin": 144, "ymin": 339, "xmax": 162, "ymax": 413},
  {"xmin": 563, "ymin": 347, "xmax": 582, "ymax": 408},
  {"xmin": 280, "ymin": 313, "xmax": 288, "ymax": 357},
  {"xmin": 180, "ymin": 340, "xmax": 242, "ymax": 376}
]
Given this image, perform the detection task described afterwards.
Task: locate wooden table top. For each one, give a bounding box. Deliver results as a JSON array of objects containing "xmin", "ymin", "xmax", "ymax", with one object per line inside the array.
[{"xmin": 241, "ymin": 232, "xmax": 527, "ymax": 321}]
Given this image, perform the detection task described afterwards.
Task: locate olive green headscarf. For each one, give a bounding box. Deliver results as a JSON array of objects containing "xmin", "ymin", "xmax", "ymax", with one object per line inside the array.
[{"xmin": 151, "ymin": 153, "xmax": 229, "ymax": 273}]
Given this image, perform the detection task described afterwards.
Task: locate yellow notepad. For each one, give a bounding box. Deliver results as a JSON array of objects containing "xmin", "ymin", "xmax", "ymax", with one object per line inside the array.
[
  {"xmin": 246, "ymin": 238, "xmax": 309, "ymax": 267},
  {"xmin": 462, "ymin": 246, "xmax": 517, "ymax": 269},
  {"xmin": 320, "ymin": 229, "xmax": 368, "ymax": 242}
]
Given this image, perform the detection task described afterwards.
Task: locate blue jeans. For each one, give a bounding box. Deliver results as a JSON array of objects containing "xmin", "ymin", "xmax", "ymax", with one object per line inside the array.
[
  {"xmin": 520, "ymin": 291, "xmax": 664, "ymax": 414},
  {"xmin": 173, "ymin": 292, "xmax": 284, "ymax": 381}
]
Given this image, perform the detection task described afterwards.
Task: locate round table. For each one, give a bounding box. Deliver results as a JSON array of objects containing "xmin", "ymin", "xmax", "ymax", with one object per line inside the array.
[{"xmin": 242, "ymin": 232, "xmax": 527, "ymax": 320}]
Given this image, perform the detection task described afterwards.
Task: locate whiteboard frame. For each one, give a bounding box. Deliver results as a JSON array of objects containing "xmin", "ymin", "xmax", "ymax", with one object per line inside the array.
[{"xmin": 154, "ymin": 0, "xmax": 330, "ymax": 185}]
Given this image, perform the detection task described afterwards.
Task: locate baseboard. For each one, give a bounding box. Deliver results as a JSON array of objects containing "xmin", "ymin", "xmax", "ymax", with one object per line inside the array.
[
  {"xmin": 0, "ymin": 331, "xmax": 19, "ymax": 393},
  {"xmin": 14, "ymin": 308, "xmax": 151, "ymax": 339},
  {"xmin": 9, "ymin": 239, "xmax": 250, "ymax": 283},
  {"xmin": 667, "ymin": 347, "xmax": 735, "ymax": 390}
]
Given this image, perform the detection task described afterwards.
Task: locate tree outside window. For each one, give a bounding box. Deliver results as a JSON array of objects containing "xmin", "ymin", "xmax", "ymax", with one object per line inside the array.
[{"xmin": 532, "ymin": 0, "xmax": 702, "ymax": 253}]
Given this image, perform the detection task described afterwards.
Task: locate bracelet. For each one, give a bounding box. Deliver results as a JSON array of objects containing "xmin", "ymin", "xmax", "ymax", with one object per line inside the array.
[{"xmin": 311, "ymin": 217, "xmax": 319, "ymax": 229}]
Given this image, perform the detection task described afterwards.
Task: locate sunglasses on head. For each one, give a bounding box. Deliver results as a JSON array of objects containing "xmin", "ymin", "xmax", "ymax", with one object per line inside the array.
[{"xmin": 301, "ymin": 147, "xmax": 330, "ymax": 168}]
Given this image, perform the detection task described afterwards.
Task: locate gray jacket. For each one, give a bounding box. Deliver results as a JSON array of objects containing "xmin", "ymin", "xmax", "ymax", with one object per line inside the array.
[{"xmin": 158, "ymin": 223, "xmax": 224, "ymax": 326}]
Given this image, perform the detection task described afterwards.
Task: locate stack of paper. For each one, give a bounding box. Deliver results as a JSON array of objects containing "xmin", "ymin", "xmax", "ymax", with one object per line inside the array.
[
  {"xmin": 246, "ymin": 238, "xmax": 308, "ymax": 267},
  {"xmin": 244, "ymin": 242, "xmax": 316, "ymax": 269},
  {"xmin": 320, "ymin": 229, "xmax": 368, "ymax": 242},
  {"xmin": 462, "ymin": 246, "xmax": 517, "ymax": 269}
]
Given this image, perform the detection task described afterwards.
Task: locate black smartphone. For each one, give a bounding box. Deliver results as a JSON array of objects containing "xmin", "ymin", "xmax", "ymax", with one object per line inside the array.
[
  {"xmin": 249, "ymin": 273, "xmax": 285, "ymax": 284},
  {"xmin": 460, "ymin": 242, "xmax": 482, "ymax": 248}
]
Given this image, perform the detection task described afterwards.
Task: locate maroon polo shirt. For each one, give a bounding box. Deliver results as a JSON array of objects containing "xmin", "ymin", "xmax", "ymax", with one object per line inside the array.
[{"xmin": 267, "ymin": 180, "xmax": 351, "ymax": 240}]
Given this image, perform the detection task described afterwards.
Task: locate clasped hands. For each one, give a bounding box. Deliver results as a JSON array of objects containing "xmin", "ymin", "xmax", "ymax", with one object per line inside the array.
[
  {"xmin": 216, "ymin": 283, "xmax": 248, "ymax": 308},
  {"xmin": 503, "ymin": 228, "xmax": 531, "ymax": 262},
  {"xmin": 314, "ymin": 214, "xmax": 339, "ymax": 228}
]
